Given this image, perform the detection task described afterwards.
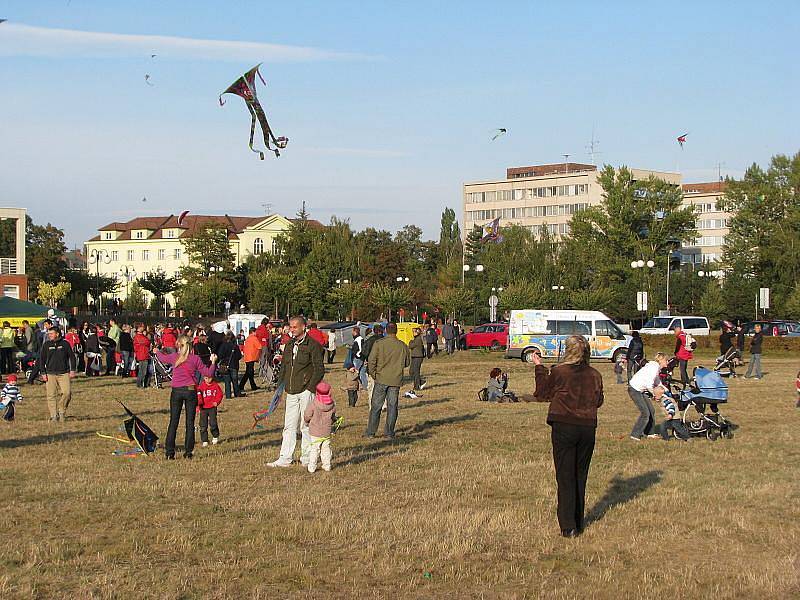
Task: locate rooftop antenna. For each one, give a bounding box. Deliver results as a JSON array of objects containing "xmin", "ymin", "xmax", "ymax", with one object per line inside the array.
[
  {"xmin": 586, "ymin": 126, "xmax": 601, "ymax": 165},
  {"xmin": 715, "ymin": 161, "xmax": 726, "ymax": 184},
  {"xmin": 562, "ymin": 154, "xmax": 570, "ymax": 174},
  {"xmin": 261, "ymin": 202, "xmax": 272, "ymax": 215}
]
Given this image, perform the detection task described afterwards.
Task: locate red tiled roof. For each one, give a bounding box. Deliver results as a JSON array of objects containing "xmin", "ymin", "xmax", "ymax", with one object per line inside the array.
[
  {"xmin": 95, "ymin": 214, "xmax": 325, "ymax": 241},
  {"xmin": 507, "ymin": 163, "xmax": 597, "ymax": 179},
  {"xmin": 682, "ymin": 181, "xmax": 728, "ymax": 194}
]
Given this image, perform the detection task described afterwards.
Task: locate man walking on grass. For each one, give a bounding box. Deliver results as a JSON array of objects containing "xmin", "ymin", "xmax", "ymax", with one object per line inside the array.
[
  {"xmin": 365, "ymin": 323, "xmax": 410, "ymax": 439},
  {"xmin": 745, "ymin": 324, "xmax": 764, "ymax": 380},
  {"xmin": 268, "ymin": 316, "xmax": 325, "ymax": 467},
  {"xmin": 39, "ymin": 327, "xmax": 77, "ymax": 422}
]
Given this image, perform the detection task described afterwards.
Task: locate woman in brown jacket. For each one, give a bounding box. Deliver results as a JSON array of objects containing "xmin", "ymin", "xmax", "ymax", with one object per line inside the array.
[{"xmin": 533, "ymin": 335, "xmax": 604, "ymax": 538}]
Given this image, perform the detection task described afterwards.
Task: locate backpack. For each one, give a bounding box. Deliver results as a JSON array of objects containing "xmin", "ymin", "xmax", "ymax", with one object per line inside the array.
[{"xmin": 685, "ymin": 333, "xmax": 697, "ymax": 351}]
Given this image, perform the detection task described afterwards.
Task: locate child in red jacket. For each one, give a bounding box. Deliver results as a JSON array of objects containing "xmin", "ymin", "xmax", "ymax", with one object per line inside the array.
[{"xmin": 197, "ymin": 375, "xmax": 224, "ymax": 447}]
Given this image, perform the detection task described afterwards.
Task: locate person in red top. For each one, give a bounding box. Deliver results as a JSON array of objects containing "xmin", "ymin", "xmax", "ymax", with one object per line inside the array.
[
  {"xmin": 255, "ymin": 318, "xmax": 271, "ymax": 347},
  {"xmin": 64, "ymin": 327, "xmax": 80, "ymax": 349},
  {"xmin": 161, "ymin": 324, "xmax": 178, "ymax": 349},
  {"xmin": 673, "ymin": 325, "xmax": 693, "ymax": 383},
  {"xmin": 307, "ymin": 323, "xmax": 327, "ymax": 347},
  {"xmin": 197, "ymin": 375, "xmax": 223, "ymax": 447},
  {"xmin": 133, "ymin": 324, "xmax": 152, "ymax": 389}
]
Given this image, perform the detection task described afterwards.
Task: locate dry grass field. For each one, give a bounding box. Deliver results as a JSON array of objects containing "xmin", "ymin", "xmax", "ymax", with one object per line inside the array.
[{"xmin": 1, "ymin": 350, "xmax": 798, "ymax": 599}]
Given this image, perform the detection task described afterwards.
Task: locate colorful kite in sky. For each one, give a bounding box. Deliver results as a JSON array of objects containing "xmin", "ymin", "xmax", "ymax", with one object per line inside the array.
[
  {"xmin": 220, "ymin": 64, "xmax": 288, "ymax": 160},
  {"xmin": 177, "ymin": 210, "xmax": 189, "ymax": 226},
  {"xmin": 677, "ymin": 132, "xmax": 688, "ymax": 147},
  {"xmin": 481, "ymin": 217, "xmax": 504, "ymax": 243}
]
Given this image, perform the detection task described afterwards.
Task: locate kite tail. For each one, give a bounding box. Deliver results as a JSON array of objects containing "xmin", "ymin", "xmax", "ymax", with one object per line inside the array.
[
  {"xmin": 219, "ymin": 95, "xmax": 226, "ymax": 107},
  {"xmin": 246, "ymin": 103, "xmax": 265, "ymax": 160},
  {"xmin": 252, "ymin": 102, "xmax": 280, "ymax": 157}
]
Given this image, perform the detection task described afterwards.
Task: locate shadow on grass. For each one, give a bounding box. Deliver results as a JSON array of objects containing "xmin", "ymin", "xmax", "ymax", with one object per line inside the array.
[
  {"xmin": 339, "ymin": 412, "xmax": 481, "ymax": 467},
  {"xmin": 402, "ymin": 397, "xmax": 454, "ymax": 410},
  {"xmin": 585, "ymin": 470, "xmax": 663, "ymax": 527},
  {"xmin": 0, "ymin": 430, "xmax": 93, "ymax": 449}
]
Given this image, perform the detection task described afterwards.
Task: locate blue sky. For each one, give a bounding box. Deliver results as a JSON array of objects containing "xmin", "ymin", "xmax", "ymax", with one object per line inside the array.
[{"xmin": 2, "ymin": 0, "xmax": 798, "ymax": 247}]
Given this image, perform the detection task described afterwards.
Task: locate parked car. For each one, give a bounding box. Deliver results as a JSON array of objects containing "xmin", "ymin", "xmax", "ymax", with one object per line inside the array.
[
  {"xmin": 639, "ymin": 315, "xmax": 710, "ymax": 336},
  {"xmin": 742, "ymin": 320, "xmax": 800, "ymax": 337},
  {"xmin": 464, "ymin": 323, "xmax": 509, "ymax": 350},
  {"xmin": 506, "ymin": 309, "xmax": 631, "ymax": 362}
]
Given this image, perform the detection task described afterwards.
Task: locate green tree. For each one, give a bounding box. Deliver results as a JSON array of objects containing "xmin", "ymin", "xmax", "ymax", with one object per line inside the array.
[
  {"xmin": 26, "ymin": 218, "xmax": 68, "ymax": 298},
  {"xmin": 177, "ymin": 224, "xmax": 237, "ymax": 315},
  {"xmin": 783, "ymin": 283, "xmax": 800, "ymax": 320},
  {"xmin": 370, "ymin": 283, "xmax": 413, "ymax": 320},
  {"xmin": 124, "ymin": 282, "xmax": 148, "ymax": 312},
  {"xmin": 499, "ymin": 282, "xmax": 549, "ymax": 310},
  {"xmin": 569, "ymin": 287, "xmax": 619, "ymax": 313},
  {"xmin": 248, "ymin": 271, "xmax": 293, "ymax": 317},
  {"xmin": 699, "ymin": 281, "xmax": 727, "ymax": 324},
  {"xmin": 137, "ymin": 271, "xmax": 178, "ymax": 306},
  {"xmin": 429, "ymin": 287, "xmax": 472, "ymax": 320},
  {"xmin": 328, "ymin": 282, "xmax": 369, "ymax": 320},
  {"xmin": 37, "ymin": 280, "xmax": 72, "ymax": 308},
  {"xmin": 719, "ymin": 151, "xmax": 800, "ymax": 313}
]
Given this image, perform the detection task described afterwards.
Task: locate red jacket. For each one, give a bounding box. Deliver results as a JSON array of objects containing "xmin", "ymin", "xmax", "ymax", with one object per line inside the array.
[
  {"xmin": 65, "ymin": 332, "xmax": 80, "ymax": 349},
  {"xmin": 133, "ymin": 333, "xmax": 151, "ymax": 361},
  {"xmin": 197, "ymin": 380, "xmax": 224, "ymax": 409},
  {"xmin": 675, "ymin": 331, "xmax": 693, "ymax": 360},
  {"xmin": 161, "ymin": 328, "xmax": 177, "ymax": 348},
  {"xmin": 255, "ymin": 324, "xmax": 271, "ymax": 347},
  {"xmin": 308, "ymin": 327, "xmax": 327, "ymax": 347}
]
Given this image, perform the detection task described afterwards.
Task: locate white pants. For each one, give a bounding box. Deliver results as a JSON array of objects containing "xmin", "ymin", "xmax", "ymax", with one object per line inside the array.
[
  {"xmin": 278, "ymin": 390, "xmax": 313, "ymax": 464},
  {"xmin": 307, "ymin": 435, "xmax": 332, "ymax": 472}
]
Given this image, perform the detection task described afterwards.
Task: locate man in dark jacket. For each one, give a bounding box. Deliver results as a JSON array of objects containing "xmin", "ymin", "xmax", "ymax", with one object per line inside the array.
[
  {"xmin": 39, "ymin": 327, "xmax": 77, "ymax": 421},
  {"xmin": 216, "ymin": 332, "xmax": 243, "ymax": 399},
  {"xmin": 268, "ymin": 316, "xmax": 325, "ymax": 468},
  {"xmin": 745, "ymin": 324, "xmax": 764, "ymax": 379},
  {"xmin": 406, "ymin": 327, "xmax": 426, "ymax": 397},
  {"xmin": 442, "ymin": 320, "xmax": 456, "ymax": 354},
  {"xmin": 425, "ymin": 324, "xmax": 439, "ymax": 358},
  {"xmin": 365, "ymin": 323, "xmax": 411, "ymax": 438},
  {"xmin": 625, "ymin": 331, "xmax": 644, "ymax": 382}
]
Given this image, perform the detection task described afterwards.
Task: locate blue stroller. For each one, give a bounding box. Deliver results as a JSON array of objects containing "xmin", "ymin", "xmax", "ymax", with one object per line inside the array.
[{"xmin": 671, "ymin": 367, "xmax": 734, "ymax": 441}]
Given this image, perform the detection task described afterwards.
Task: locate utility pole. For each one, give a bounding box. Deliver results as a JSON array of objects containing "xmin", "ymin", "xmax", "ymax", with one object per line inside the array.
[
  {"xmin": 562, "ymin": 154, "xmax": 570, "ymax": 174},
  {"xmin": 586, "ymin": 127, "xmax": 601, "ymax": 166}
]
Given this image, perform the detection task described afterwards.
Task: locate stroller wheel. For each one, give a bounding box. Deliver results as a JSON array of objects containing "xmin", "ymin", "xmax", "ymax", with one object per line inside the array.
[
  {"xmin": 706, "ymin": 429, "xmax": 720, "ymax": 441},
  {"xmin": 721, "ymin": 429, "xmax": 734, "ymax": 440}
]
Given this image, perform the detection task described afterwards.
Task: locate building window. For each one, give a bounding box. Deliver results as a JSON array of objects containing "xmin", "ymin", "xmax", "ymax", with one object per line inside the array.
[
  {"xmin": 174, "ymin": 248, "xmax": 181, "ymax": 260},
  {"xmin": 166, "ymin": 230, "xmax": 175, "ymax": 238},
  {"xmin": 110, "ymin": 251, "xmax": 119, "ymax": 262},
  {"xmin": 272, "ymin": 239, "xmax": 279, "ymax": 254},
  {"xmin": 175, "ymin": 271, "xmax": 181, "ymax": 279},
  {"xmin": 142, "ymin": 250, "xmax": 150, "ymax": 261},
  {"xmin": 127, "ymin": 250, "xmax": 134, "ymax": 261},
  {"xmin": 158, "ymin": 249, "xmax": 166, "ymax": 260},
  {"xmin": 254, "ymin": 238, "xmax": 264, "ymax": 255},
  {"xmin": 134, "ymin": 231, "xmax": 144, "ymax": 239},
  {"xmin": 103, "ymin": 232, "xmax": 113, "ymax": 240},
  {"xmin": 3, "ymin": 285, "xmax": 19, "ymax": 299}
]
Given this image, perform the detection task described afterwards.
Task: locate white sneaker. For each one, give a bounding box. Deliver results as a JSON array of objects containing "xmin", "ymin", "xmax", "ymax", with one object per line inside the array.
[
  {"xmin": 419, "ymin": 382, "xmax": 427, "ymax": 390},
  {"xmin": 201, "ymin": 441, "xmax": 209, "ymax": 448},
  {"xmin": 307, "ymin": 464, "xmax": 317, "ymax": 473},
  {"xmin": 211, "ymin": 437, "xmax": 219, "ymax": 445},
  {"xmin": 404, "ymin": 391, "xmax": 418, "ymax": 399},
  {"xmin": 630, "ymin": 436, "xmax": 641, "ymax": 442},
  {"xmin": 267, "ymin": 459, "xmax": 292, "ymax": 468},
  {"xmin": 322, "ymin": 465, "xmax": 331, "ymax": 472}
]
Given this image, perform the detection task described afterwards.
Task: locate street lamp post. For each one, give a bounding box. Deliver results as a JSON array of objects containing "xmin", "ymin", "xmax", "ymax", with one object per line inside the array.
[
  {"xmin": 88, "ymin": 249, "xmax": 112, "ymax": 315},
  {"xmin": 335, "ymin": 278, "xmax": 350, "ymax": 320},
  {"xmin": 462, "ymin": 264, "xmax": 483, "ymax": 324},
  {"xmin": 395, "ymin": 276, "xmax": 410, "ymax": 322},
  {"xmin": 118, "ymin": 266, "xmax": 137, "ymax": 311},
  {"xmin": 631, "ymin": 259, "xmax": 655, "ymax": 327},
  {"xmin": 550, "ymin": 285, "xmax": 565, "ymax": 309},
  {"xmin": 209, "ymin": 266, "xmax": 221, "ymax": 316},
  {"xmin": 490, "ymin": 286, "xmax": 504, "ymax": 321}
]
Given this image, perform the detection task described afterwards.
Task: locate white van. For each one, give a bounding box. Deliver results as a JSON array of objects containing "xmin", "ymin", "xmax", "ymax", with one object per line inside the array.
[
  {"xmin": 211, "ymin": 313, "xmax": 268, "ymax": 336},
  {"xmin": 506, "ymin": 309, "xmax": 631, "ymax": 362},
  {"xmin": 639, "ymin": 316, "xmax": 710, "ymax": 336}
]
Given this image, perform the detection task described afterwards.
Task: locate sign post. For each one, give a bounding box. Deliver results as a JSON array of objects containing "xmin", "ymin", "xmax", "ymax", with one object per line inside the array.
[
  {"xmin": 636, "ymin": 291, "xmax": 648, "ymax": 328},
  {"xmin": 488, "ymin": 294, "xmax": 499, "ymax": 322},
  {"xmin": 759, "ymin": 287, "xmax": 770, "ymax": 316}
]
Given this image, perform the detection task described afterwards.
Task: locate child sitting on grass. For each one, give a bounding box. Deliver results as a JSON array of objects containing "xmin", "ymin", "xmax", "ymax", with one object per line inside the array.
[
  {"xmin": 196, "ymin": 375, "xmax": 223, "ymax": 447},
  {"xmin": 343, "ymin": 366, "xmax": 360, "ymax": 407},
  {"xmin": 658, "ymin": 389, "xmax": 689, "ymax": 441},
  {"xmin": 304, "ymin": 381, "xmax": 336, "ymax": 473},
  {"xmin": 487, "ymin": 368, "xmax": 506, "ymax": 401},
  {"xmin": 0, "ymin": 374, "xmax": 22, "ymax": 421}
]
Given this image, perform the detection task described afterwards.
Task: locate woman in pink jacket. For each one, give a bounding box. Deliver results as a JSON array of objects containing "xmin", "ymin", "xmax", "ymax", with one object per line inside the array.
[{"xmin": 157, "ymin": 335, "xmax": 216, "ymax": 460}]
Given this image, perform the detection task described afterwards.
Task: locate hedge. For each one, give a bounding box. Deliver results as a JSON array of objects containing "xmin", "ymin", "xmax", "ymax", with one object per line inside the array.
[{"xmin": 640, "ymin": 333, "xmax": 800, "ymax": 357}]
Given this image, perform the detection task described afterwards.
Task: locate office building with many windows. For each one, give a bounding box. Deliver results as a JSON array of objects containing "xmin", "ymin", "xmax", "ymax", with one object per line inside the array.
[{"xmin": 679, "ymin": 181, "xmax": 730, "ymax": 264}]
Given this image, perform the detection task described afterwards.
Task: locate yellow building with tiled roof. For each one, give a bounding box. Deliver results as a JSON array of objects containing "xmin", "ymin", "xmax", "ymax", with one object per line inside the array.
[{"xmin": 84, "ymin": 213, "xmax": 320, "ymax": 304}]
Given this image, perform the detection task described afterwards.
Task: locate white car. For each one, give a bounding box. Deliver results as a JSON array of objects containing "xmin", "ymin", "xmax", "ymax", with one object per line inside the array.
[{"xmin": 639, "ymin": 316, "xmax": 710, "ymax": 336}]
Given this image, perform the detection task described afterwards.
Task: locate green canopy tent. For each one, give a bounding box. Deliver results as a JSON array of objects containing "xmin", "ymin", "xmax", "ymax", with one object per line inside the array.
[{"xmin": 0, "ymin": 296, "xmax": 66, "ymax": 327}]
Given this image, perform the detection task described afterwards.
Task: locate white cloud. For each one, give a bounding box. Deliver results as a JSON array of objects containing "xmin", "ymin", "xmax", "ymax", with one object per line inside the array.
[{"xmin": 0, "ymin": 23, "xmax": 371, "ymax": 62}]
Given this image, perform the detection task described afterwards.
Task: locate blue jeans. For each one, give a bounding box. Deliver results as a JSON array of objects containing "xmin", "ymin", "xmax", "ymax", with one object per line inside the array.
[
  {"xmin": 366, "ymin": 382, "xmax": 400, "ymax": 437},
  {"xmin": 221, "ymin": 368, "xmax": 240, "ymax": 398},
  {"xmin": 353, "ymin": 357, "xmax": 368, "ymax": 389},
  {"xmin": 628, "ymin": 387, "xmax": 655, "ymax": 438},
  {"xmin": 745, "ymin": 353, "xmax": 762, "ymax": 378}
]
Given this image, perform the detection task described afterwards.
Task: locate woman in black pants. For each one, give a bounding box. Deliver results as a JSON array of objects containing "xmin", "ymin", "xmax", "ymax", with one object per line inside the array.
[{"xmin": 532, "ymin": 336, "xmax": 604, "ymax": 538}]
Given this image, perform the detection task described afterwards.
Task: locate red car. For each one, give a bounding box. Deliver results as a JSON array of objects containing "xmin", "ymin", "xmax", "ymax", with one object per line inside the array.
[{"xmin": 464, "ymin": 323, "xmax": 509, "ymax": 350}]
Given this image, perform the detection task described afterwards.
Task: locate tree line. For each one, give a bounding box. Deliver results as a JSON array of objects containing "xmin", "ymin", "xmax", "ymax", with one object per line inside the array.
[{"xmin": 17, "ymin": 150, "xmax": 800, "ymax": 324}]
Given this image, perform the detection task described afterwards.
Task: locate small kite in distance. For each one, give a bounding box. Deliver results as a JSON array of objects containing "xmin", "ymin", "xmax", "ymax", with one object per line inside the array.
[
  {"xmin": 481, "ymin": 217, "xmax": 504, "ymax": 244},
  {"xmin": 144, "ymin": 74, "xmax": 154, "ymax": 86},
  {"xmin": 0, "ymin": 19, "xmax": 7, "ymax": 24},
  {"xmin": 141, "ymin": 197, "xmax": 147, "ymax": 203},
  {"xmin": 220, "ymin": 64, "xmax": 288, "ymax": 159},
  {"xmin": 150, "ymin": 54, "xmax": 157, "ymax": 58},
  {"xmin": 677, "ymin": 132, "xmax": 688, "ymax": 148},
  {"xmin": 177, "ymin": 210, "xmax": 189, "ymax": 226},
  {"xmin": 491, "ymin": 128, "xmax": 507, "ymax": 141}
]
